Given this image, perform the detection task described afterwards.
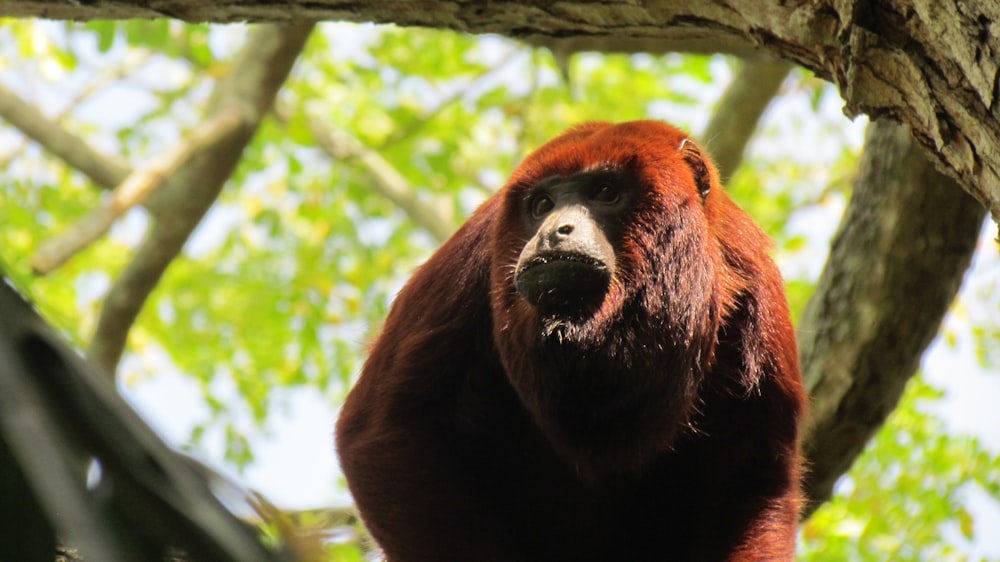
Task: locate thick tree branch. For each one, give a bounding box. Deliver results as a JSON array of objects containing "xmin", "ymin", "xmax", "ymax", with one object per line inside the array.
[
  {"xmin": 798, "ymin": 120, "xmax": 986, "ymax": 516},
  {"xmin": 88, "ymin": 23, "xmax": 314, "ymax": 376},
  {"xmin": 0, "ymin": 283, "xmax": 287, "ymax": 562},
  {"xmin": 31, "ymin": 108, "xmax": 249, "ymax": 275},
  {"xmin": 7, "ymin": 1, "xmax": 997, "ymax": 226}
]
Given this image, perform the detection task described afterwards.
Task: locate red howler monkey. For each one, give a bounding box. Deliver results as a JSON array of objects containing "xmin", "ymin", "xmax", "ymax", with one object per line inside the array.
[{"xmin": 337, "ymin": 120, "xmax": 807, "ymax": 561}]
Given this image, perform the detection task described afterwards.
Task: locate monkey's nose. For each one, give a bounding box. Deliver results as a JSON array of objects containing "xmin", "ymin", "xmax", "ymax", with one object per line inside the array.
[{"xmin": 544, "ymin": 222, "xmax": 575, "ymax": 248}]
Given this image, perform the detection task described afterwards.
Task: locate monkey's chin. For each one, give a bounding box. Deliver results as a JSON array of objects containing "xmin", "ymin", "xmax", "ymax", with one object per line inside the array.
[{"xmin": 514, "ymin": 253, "xmax": 610, "ymax": 315}]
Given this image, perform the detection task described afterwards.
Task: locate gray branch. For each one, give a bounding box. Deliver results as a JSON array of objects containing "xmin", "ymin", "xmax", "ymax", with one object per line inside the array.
[
  {"xmin": 88, "ymin": 23, "xmax": 315, "ymax": 375},
  {"xmin": 0, "ymin": 83, "xmax": 131, "ymax": 189},
  {"xmin": 31, "ymin": 109, "xmax": 250, "ymax": 275},
  {"xmin": 701, "ymin": 59, "xmax": 792, "ymax": 182}
]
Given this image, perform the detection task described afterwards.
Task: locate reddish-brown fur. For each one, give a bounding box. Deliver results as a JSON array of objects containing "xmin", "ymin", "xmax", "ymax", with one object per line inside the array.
[{"xmin": 336, "ymin": 121, "xmax": 807, "ymax": 561}]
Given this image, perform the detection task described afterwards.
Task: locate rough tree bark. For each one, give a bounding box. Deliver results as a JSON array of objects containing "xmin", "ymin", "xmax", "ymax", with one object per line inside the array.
[
  {"xmin": 4, "ymin": 1, "xmax": 1000, "ymax": 227},
  {"xmin": 799, "ymin": 120, "xmax": 986, "ymax": 515}
]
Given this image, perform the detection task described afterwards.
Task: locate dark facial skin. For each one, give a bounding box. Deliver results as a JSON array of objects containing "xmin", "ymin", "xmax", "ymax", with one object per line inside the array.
[{"xmin": 514, "ymin": 169, "xmax": 634, "ymax": 314}]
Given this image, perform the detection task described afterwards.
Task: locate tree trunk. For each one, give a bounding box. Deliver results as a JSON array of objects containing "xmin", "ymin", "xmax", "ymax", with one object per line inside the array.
[{"xmin": 798, "ymin": 120, "xmax": 985, "ymax": 514}]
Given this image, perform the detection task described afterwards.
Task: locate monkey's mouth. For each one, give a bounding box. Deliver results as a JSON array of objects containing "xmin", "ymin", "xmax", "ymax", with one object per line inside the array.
[
  {"xmin": 518, "ymin": 252, "xmax": 605, "ymax": 274},
  {"xmin": 515, "ymin": 252, "xmax": 611, "ymax": 312}
]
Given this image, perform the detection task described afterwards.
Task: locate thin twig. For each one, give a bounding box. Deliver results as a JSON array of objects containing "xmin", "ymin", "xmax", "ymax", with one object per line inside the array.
[
  {"xmin": 296, "ymin": 110, "xmax": 454, "ymax": 243},
  {"xmin": 377, "ymin": 48, "xmax": 523, "ymax": 150}
]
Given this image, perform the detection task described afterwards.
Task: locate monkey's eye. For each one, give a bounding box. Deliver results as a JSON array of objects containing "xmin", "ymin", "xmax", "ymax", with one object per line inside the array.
[
  {"xmin": 530, "ymin": 195, "xmax": 555, "ymax": 218},
  {"xmin": 590, "ymin": 185, "xmax": 620, "ymax": 204}
]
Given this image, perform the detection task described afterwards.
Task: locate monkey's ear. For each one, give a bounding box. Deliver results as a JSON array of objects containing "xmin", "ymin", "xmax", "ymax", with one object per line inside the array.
[{"xmin": 678, "ymin": 138, "xmax": 712, "ymax": 200}]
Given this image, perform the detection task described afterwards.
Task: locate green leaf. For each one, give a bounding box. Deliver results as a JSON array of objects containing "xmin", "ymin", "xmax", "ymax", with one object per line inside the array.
[{"xmin": 85, "ymin": 21, "xmax": 118, "ymax": 53}]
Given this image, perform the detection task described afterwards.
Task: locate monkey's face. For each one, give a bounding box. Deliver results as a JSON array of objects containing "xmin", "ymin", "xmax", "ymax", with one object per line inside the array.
[{"xmin": 513, "ymin": 168, "xmax": 635, "ymax": 316}]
